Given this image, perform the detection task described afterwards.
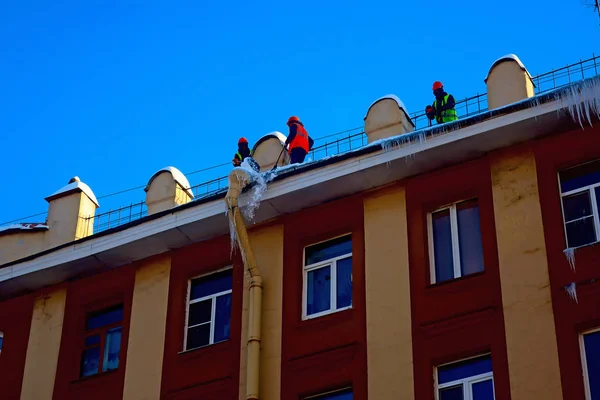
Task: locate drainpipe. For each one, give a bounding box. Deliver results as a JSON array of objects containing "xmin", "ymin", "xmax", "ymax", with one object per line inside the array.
[{"xmin": 225, "ymin": 168, "xmax": 263, "ymax": 400}]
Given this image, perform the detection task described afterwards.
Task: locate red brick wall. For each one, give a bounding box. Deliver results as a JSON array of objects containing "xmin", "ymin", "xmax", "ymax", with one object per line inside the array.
[
  {"xmin": 161, "ymin": 236, "xmax": 242, "ymax": 400},
  {"xmin": 405, "ymin": 157, "xmax": 511, "ymax": 400},
  {"xmin": 534, "ymin": 126, "xmax": 600, "ymax": 400},
  {"xmin": 0, "ymin": 293, "xmax": 34, "ymax": 400},
  {"xmin": 53, "ymin": 266, "xmax": 135, "ymax": 400},
  {"xmin": 281, "ymin": 196, "xmax": 367, "ymax": 399}
]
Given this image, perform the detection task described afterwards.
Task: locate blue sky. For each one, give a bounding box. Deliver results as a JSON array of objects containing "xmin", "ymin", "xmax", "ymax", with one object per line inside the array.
[{"xmin": 1, "ymin": 0, "xmax": 599, "ymax": 224}]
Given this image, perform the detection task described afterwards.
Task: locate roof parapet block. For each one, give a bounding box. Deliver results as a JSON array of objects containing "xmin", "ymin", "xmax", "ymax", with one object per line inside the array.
[
  {"xmin": 252, "ymin": 131, "xmax": 290, "ymax": 172},
  {"xmin": 485, "ymin": 54, "xmax": 535, "ymax": 110},
  {"xmin": 364, "ymin": 95, "xmax": 415, "ymax": 143},
  {"xmin": 145, "ymin": 166, "xmax": 193, "ymax": 215},
  {"xmin": 45, "ymin": 176, "xmax": 99, "ymax": 246}
]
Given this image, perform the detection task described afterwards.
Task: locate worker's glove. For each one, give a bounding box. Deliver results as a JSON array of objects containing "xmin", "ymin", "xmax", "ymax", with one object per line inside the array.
[{"xmin": 425, "ymin": 106, "xmax": 435, "ymax": 120}]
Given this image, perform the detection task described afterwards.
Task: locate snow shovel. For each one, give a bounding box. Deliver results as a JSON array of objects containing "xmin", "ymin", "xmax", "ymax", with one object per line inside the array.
[{"xmin": 271, "ymin": 145, "xmax": 286, "ymax": 171}]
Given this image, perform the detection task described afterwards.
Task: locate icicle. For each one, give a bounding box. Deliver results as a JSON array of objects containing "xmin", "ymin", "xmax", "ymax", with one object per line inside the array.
[
  {"xmin": 226, "ymin": 207, "xmax": 238, "ymax": 258},
  {"xmin": 565, "ymin": 282, "xmax": 579, "ymax": 304},
  {"xmin": 556, "ymin": 76, "xmax": 600, "ymax": 129},
  {"xmin": 563, "ymin": 248, "xmax": 576, "ymax": 271}
]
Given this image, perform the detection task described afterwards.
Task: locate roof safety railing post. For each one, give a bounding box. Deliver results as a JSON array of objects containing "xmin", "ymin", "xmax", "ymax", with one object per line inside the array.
[
  {"xmin": 348, "ymin": 132, "xmax": 352, "ymax": 150},
  {"xmin": 465, "ymin": 97, "xmax": 469, "ymax": 117},
  {"xmin": 139, "ymin": 202, "xmax": 143, "ymax": 219},
  {"xmin": 581, "ymin": 59, "xmax": 585, "ymax": 79},
  {"xmin": 552, "ymin": 69, "xmax": 556, "ymax": 90},
  {"xmin": 337, "ymin": 137, "xmax": 340, "ymax": 154},
  {"xmin": 594, "ymin": 53, "xmax": 598, "ymax": 75},
  {"xmin": 477, "ymin": 93, "xmax": 481, "ymax": 112},
  {"xmin": 117, "ymin": 207, "xmax": 122, "ymax": 227},
  {"xmin": 567, "ymin": 65, "xmax": 572, "ymax": 84},
  {"xmin": 107, "ymin": 210, "xmax": 111, "ymax": 230}
]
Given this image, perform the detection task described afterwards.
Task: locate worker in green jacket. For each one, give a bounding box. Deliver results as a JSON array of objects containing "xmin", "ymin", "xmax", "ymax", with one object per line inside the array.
[{"xmin": 426, "ymin": 81, "xmax": 458, "ymax": 124}]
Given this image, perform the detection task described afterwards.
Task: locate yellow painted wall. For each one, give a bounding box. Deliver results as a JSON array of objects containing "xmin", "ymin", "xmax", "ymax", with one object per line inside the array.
[
  {"xmin": 123, "ymin": 255, "xmax": 171, "ymax": 400},
  {"xmin": 364, "ymin": 98, "xmax": 414, "ymax": 143},
  {"xmin": 491, "ymin": 150, "xmax": 563, "ymax": 400},
  {"xmin": 238, "ymin": 224, "xmax": 284, "ymax": 400},
  {"xmin": 0, "ymin": 231, "xmax": 46, "ymax": 265},
  {"xmin": 363, "ymin": 186, "xmax": 414, "ymax": 400},
  {"xmin": 20, "ymin": 288, "xmax": 67, "ymax": 400},
  {"xmin": 487, "ymin": 61, "xmax": 535, "ymax": 110}
]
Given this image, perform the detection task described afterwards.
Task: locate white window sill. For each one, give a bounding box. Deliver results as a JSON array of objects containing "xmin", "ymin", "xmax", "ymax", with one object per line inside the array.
[{"xmin": 302, "ymin": 305, "xmax": 352, "ymax": 321}]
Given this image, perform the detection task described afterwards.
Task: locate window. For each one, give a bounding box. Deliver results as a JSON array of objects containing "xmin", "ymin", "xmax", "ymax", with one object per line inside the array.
[
  {"xmin": 581, "ymin": 328, "xmax": 600, "ymax": 400},
  {"xmin": 184, "ymin": 268, "xmax": 232, "ymax": 351},
  {"xmin": 436, "ymin": 354, "xmax": 495, "ymax": 400},
  {"xmin": 0, "ymin": 331, "xmax": 3, "ymax": 355},
  {"xmin": 80, "ymin": 304, "xmax": 123, "ymax": 378},
  {"xmin": 305, "ymin": 388, "xmax": 353, "ymax": 400},
  {"xmin": 559, "ymin": 159, "xmax": 600, "ymax": 248},
  {"xmin": 303, "ymin": 234, "xmax": 353, "ymax": 319},
  {"xmin": 428, "ymin": 199, "xmax": 485, "ymax": 283}
]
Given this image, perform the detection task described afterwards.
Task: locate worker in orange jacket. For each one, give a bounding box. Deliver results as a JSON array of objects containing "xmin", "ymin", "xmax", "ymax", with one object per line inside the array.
[{"xmin": 285, "ymin": 116, "xmax": 314, "ymax": 164}]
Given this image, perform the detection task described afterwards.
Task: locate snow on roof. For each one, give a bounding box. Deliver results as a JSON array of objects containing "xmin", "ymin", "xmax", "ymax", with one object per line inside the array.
[
  {"xmin": 45, "ymin": 177, "xmax": 100, "ymax": 207},
  {"xmin": 145, "ymin": 166, "xmax": 194, "ymax": 198},
  {"xmin": 365, "ymin": 95, "xmax": 413, "ymax": 125},
  {"xmin": 485, "ymin": 54, "xmax": 533, "ymax": 82},
  {"xmin": 0, "ymin": 223, "xmax": 49, "ymax": 234}
]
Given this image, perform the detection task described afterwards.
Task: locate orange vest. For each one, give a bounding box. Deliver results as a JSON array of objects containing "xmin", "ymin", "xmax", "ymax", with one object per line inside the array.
[{"xmin": 289, "ymin": 123, "xmax": 309, "ymax": 153}]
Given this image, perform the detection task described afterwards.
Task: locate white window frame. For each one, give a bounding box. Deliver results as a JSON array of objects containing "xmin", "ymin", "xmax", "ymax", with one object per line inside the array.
[
  {"xmin": 579, "ymin": 327, "xmax": 600, "ymax": 400},
  {"xmin": 435, "ymin": 354, "xmax": 495, "ymax": 400},
  {"xmin": 428, "ymin": 199, "xmax": 481, "ymax": 284},
  {"xmin": 302, "ymin": 234, "xmax": 353, "ymax": 321},
  {"xmin": 183, "ymin": 266, "xmax": 232, "ymax": 351},
  {"xmin": 559, "ymin": 173, "xmax": 600, "ymax": 249}
]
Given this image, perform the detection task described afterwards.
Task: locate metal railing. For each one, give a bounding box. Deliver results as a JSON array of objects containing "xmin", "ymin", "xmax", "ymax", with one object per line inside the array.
[
  {"xmin": 533, "ymin": 54, "xmax": 599, "ymax": 94},
  {"xmin": 410, "ymin": 93, "xmax": 489, "ymax": 130},
  {"xmin": 69, "ymin": 54, "xmax": 600, "ymax": 235},
  {"xmin": 84, "ymin": 201, "xmax": 147, "ymax": 235}
]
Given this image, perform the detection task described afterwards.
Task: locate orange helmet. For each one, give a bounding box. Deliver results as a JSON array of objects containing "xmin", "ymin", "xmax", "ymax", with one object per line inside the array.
[
  {"xmin": 432, "ymin": 81, "xmax": 443, "ymax": 90},
  {"xmin": 287, "ymin": 116, "xmax": 300, "ymax": 126},
  {"xmin": 238, "ymin": 137, "xmax": 248, "ymax": 145}
]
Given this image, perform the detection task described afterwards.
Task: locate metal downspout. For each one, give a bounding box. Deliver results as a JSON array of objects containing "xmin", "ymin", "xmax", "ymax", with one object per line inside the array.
[{"xmin": 225, "ymin": 168, "xmax": 263, "ymax": 400}]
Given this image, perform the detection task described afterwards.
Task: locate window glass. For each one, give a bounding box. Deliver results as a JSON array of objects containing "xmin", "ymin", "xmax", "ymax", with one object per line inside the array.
[
  {"xmin": 186, "ymin": 324, "xmax": 211, "ymax": 350},
  {"xmin": 188, "ymin": 299, "xmax": 212, "ymax": 326},
  {"xmin": 563, "ymin": 192, "xmax": 593, "ymax": 221},
  {"xmin": 559, "ymin": 159, "xmax": 600, "ymax": 192},
  {"xmin": 439, "ymin": 386, "xmax": 463, "ymax": 400},
  {"xmin": 472, "ymin": 379, "xmax": 494, "ymax": 400},
  {"xmin": 102, "ymin": 327, "xmax": 121, "ymax": 372},
  {"xmin": 80, "ymin": 346, "xmax": 101, "ymax": 377},
  {"xmin": 86, "ymin": 306, "xmax": 123, "ymax": 330},
  {"xmin": 190, "ymin": 269, "xmax": 232, "ymax": 300},
  {"xmin": 437, "ymin": 355, "xmax": 494, "ymax": 400},
  {"xmin": 214, "ymin": 293, "xmax": 232, "ymax": 343},
  {"xmin": 566, "ymin": 218, "xmax": 597, "ymax": 248},
  {"xmin": 336, "ymin": 257, "xmax": 352, "ymax": 309},
  {"xmin": 583, "ymin": 330, "xmax": 600, "ymax": 399},
  {"xmin": 307, "ymin": 266, "xmax": 331, "ymax": 315},
  {"xmin": 457, "ymin": 201, "xmax": 485, "ymax": 276},
  {"xmin": 0, "ymin": 331, "xmax": 4, "ymax": 355},
  {"xmin": 305, "ymin": 235, "xmax": 352, "ymax": 265},
  {"xmin": 438, "ymin": 355, "xmax": 492, "ymax": 384},
  {"xmin": 186, "ymin": 269, "xmax": 233, "ymax": 351},
  {"xmin": 80, "ymin": 304, "xmax": 123, "ymax": 378},
  {"xmin": 432, "ymin": 209, "xmax": 454, "ymax": 282},
  {"xmin": 307, "ymin": 388, "xmax": 353, "ymax": 399}
]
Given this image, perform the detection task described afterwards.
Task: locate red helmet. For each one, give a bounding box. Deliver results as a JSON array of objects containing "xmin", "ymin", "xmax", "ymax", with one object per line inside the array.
[
  {"xmin": 238, "ymin": 137, "xmax": 248, "ymax": 145},
  {"xmin": 287, "ymin": 116, "xmax": 300, "ymax": 126},
  {"xmin": 432, "ymin": 81, "xmax": 443, "ymax": 90}
]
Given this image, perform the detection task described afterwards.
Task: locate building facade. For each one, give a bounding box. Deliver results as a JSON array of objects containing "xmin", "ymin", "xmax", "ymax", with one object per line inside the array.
[{"xmin": 1, "ymin": 54, "xmax": 600, "ymax": 400}]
